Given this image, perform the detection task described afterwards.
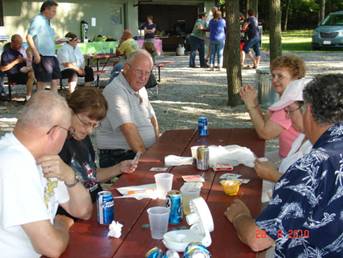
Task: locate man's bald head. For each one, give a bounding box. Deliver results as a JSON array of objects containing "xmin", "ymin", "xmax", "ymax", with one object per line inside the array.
[{"xmin": 10, "ymin": 34, "xmax": 23, "ymax": 51}]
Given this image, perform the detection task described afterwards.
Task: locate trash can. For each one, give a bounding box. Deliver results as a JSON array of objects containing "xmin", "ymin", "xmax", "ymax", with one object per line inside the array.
[
  {"xmin": 258, "ymin": 25, "xmax": 262, "ymax": 47},
  {"xmin": 256, "ymin": 68, "xmax": 278, "ymax": 106}
]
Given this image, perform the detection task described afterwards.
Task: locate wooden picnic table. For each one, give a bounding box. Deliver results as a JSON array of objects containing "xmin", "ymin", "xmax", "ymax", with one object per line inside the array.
[
  {"xmin": 61, "ymin": 128, "xmax": 265, "ymax": 258},
  {"xmin": 85, "ymin": 53, "xmax": 119, "ymax": 87}
]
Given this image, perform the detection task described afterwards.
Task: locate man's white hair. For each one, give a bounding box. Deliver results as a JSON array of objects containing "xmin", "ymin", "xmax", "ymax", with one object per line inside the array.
[
  {"xmin": 126, "ymin": 49, "xmax": 153, "ymax": 68},
  {"xmin": 17, "ymin": 91, "xmax": 71, "ymax": 130}
]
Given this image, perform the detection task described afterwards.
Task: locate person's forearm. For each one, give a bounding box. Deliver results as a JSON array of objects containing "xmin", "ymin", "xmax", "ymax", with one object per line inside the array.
[
  {"xmin": 26, "ymin": 35, "xmax": 39, "ymax": 56},
  {"xmin": 63, "ymin": 63, "xmax": 83, "ymax": 74},
  {"xmin": 150, "ymin": 116, "xmax": 160, "ymax": 140},
  {"xmin": 96, "ymin": 166, "xmax": 122, "ymax": 182},
  {"xmin": 53, "ymin": 220, "xmax": 70, "ymax": 246},
  {"xmin": 246, "ymin": 105, "xmax": 269, "ymax": 139},
  {"xmin": 120, "ymin": 123, "xmax": 146, "ymax": 152},
  {"xmin": 233, "ymin": 215, "xmax": 273, "ymax": 252},
  {"xmin": 1, "ymin": 59, "xmax": 20, "ymax": 72},
  {"xmin": 66, "ymin": 183, "xmax": 92, "ymax": 220}
]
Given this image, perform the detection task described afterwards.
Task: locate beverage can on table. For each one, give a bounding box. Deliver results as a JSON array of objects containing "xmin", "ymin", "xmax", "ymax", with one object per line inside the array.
[
  {"xmin": 145, "ymin": 247, "xmax": 164, "ymax": 258},
  {"xmin": 184, "ymin": 243, "xmax": 211, "ymax": 257},
  {"xmin": 196, "ymin": 146, "xmax": 209, "ymax": 171},
  {"xmin": 198, "ymin": 116, "xmax": 208, "ymax": 137},
  {"xmin": 166, "ymin": 190, "xmax": 183, "ymax": 225},
  {"xmin": 97, "ymin": 191, "xmax": 114, "ymax": 224}
]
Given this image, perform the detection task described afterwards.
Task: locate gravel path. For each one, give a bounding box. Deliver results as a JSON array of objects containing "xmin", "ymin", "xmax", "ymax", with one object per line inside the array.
[{"xmin": 1, "ymin": 50, "xmax": 343, "ymax": 152}]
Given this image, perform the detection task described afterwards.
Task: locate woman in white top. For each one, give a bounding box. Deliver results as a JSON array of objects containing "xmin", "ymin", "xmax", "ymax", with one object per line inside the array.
[
  {"xmin": 254, "ymin": 78, "xmax": 313, "ymax": 203},
  {"xmin": 57, "ymin": 32, "xmax": 94, "ymax": 94}
]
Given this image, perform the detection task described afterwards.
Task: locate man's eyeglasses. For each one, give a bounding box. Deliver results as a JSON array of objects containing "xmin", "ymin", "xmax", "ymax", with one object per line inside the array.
[
  {"xmin": 76, "ymin": 114, "xmax": 100, "ymax": 129},
  {"xmin": 128, "ymin": 64, "xmax": 151, "ymax": 78},
  {"xmin": 46, "ymin": 125, "xmax": 75, "ymax": 135},
  {"xmin": 284, "ymin": 102, "xmax": 305, "ymax": 116}
]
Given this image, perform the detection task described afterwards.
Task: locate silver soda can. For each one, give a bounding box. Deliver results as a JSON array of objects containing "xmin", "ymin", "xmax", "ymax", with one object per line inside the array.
[{"xmin": 196, "ymin": 146, "xmax": 209, "ymax": 171}]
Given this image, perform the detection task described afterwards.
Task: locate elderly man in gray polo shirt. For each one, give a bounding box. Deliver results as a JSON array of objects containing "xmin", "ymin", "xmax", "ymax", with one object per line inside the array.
[{"xmin": 96, "ymin": 49, "xmax": 159, "ymax": 168}]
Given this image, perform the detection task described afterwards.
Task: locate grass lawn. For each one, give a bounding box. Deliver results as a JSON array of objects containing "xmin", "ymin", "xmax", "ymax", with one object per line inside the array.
[{"xmin": 262, "ymin": 29, "xmax": 313, "ymax": 51}]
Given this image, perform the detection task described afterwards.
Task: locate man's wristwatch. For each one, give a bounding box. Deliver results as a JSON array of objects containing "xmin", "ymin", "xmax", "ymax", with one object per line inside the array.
[{"xmin": 65, "ymin": 175, "xmax": 80, "ymax": 188}]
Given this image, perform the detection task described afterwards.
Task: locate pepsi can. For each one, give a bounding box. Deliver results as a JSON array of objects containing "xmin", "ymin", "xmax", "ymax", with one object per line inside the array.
[
  {"xmin": 184, "ymin": 243, "xmax": 211, "ymax": 257},
  {"xmin": 145, "ymin": 247, "xmax": 164, "ymax": 258},
  {"xmin": 198, "ymin": 116, "xmax": 208, "ymax": 137},
  {"xmin": 97, "ymin": 191, "xmax": 114, "ymax": 224},
  {"xmin": 166, "ymin": 190, "xmax": 182, "ymax": 225}
]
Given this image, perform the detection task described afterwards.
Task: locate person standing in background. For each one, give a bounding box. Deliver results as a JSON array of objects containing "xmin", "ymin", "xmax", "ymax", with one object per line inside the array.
[
  {"xmin": 142, "ymin": 16, "xmax": 156, "ymax": 42},
  {"xmin": 26, "ymin": 0, "xmax": 63, "ymax": 92},
  {"xmin": 241, "ymin": 9, "xmax": 261, "ymax": 69},
  {"xmin": 208, "ymin": 10, "xmax": 226, "ymax": 71},
  {"xmin": 205, "ymin": 6, "xmax": 218, "ymax": 64},
  {"xmin": 189, "ymin": 13, "xmax": 208, "ymax": 68}
]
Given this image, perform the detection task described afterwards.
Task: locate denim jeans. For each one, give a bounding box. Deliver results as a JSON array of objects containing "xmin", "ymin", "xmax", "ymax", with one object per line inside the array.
[
  {"xmin": 98, "ymin": 149, "xmax": 136, "ymax": 168},
  {"xmin": 243, "ymin": 36, "xmax": 260, "ymax": 56},
  {"xmin": 189, "ymin": 36, "xmax": 205, "ymax": 67},
  {"xmin": 209, "ymin": 40, "xmax": 225, "ymax": 67},
  {"xmin": 0, "ymin": 72, "xmax": 5, "ymax": 94}
]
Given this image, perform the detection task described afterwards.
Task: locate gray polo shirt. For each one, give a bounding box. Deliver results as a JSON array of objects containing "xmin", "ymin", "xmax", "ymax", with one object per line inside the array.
[{"xmin": 95, "ymin": 73, "xmax": 156, "ymax": 150}]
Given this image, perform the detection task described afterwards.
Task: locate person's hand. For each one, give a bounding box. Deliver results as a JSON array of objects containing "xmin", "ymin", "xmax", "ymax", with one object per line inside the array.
[
  {"xmin": 240, "ymin": 85, "xmax": 258, "ymax": 109},
  {"xmin": 78, "ymin": 68, "xmax": 85, "ymax": 76},
  {"xmin": 37, "ymin": 155, "xmax": 75, "ymax": 184},
  {"xmin": 16, "ymin": 56, "xmax": 25, "ymax": 64},
  {"xmin": 54, "ymin": 214, "xmax": 74, "ymax": 230},
  {"xmin": 255, "ymin": 159, "xmax": 280, "ymax": 182},
  {"xmin": 224, "ymin": 199, "xmax": 252, "ymax": 224},
  {"xmin": 33, "ymin": 52, "xmax": 41, "ymax": 64},
  {"xmin": 120, "ymin": 159, "xmax": 138, "ymax": 174}
]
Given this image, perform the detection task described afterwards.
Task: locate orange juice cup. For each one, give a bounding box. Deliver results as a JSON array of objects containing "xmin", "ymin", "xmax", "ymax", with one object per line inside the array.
[{"xmin": 220, "ymin": 180, "xmax": 241, "ymax": 196}]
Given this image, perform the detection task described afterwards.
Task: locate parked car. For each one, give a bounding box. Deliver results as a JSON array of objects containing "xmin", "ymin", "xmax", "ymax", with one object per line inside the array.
[{"xmin": 312, "ymin": 11, "xmax": 343, "ymax": 50}]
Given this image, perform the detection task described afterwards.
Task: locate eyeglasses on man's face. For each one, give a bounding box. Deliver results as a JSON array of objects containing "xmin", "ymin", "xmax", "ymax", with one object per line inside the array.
[
  {"xmin": 76, "ymin": 114, "xmax": 100, "ymax": 129},
  {"xmin": 128, "ymin": 64, "xmax": 151, "ymax": 78},
  {"xmin": 46, "ymin": 125, "xmax": 75, "ymax": 136},
  {"xmin": 284, "ymin": 102, "xmax": 305, "ymax": 116}
]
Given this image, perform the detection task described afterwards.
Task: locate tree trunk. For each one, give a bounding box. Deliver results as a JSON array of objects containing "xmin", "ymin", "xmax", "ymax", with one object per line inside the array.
[
  {"xmin": 269, "ymin": 0, "xmax": 282, "ymax": 64},
  {"xmin": 246, "ymin": 0, "xmax": 259, "ymax": 18},
  {"xmin": 0, "ymin": 0, "xmax": 4, "ymax": 26},
  {"xmin": 225, "ymin": 0, "xmax": 242, "ymax": 106},
  {"xmin": 283, "ymin": 0, "xmax": 291, "ymax": 31},
  {"xmin": 320, "ymin": 0, "xmax": 326, "ymax": 22}
]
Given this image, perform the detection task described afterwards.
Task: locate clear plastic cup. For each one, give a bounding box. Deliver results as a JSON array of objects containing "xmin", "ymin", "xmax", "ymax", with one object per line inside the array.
[
  {"xmin": 154, "ymin": 173, "xmax": 173, "ymax": 199},
  {"xmin": 147, "ymin": 206, "xmax": 170, "ymax": 239},
  {"xmin": 180, "ymin": 183, "xmax": 201, "ymax": 215}
]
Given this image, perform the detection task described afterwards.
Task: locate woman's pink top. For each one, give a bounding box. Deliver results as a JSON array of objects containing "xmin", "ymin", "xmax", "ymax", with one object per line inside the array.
[{"xmin": 269, "ymin": 109, "xmax": 299, "ymax": 158}]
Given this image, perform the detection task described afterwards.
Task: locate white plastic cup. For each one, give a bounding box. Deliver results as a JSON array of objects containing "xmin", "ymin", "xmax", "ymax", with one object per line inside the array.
[
  {"xmin": 154, "ymin": 173, "xmax": 173, "ymax": 199},
  {"xmin": 147, "ymin": 206, "xmax": 170, "ymax": 239}
]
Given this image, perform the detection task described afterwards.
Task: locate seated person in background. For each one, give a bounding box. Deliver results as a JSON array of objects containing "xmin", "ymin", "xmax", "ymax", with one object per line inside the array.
[
  {"xmin": 96, "ymin": 50, "xmax": 159, "ymax": 168},
  {"xmin": 0, "ymin": 34, "xmax": 35, "ymax": 100},
  {"xmin": 58, "ymin": 87, "xmax": 137, "ymax": 207},
  {"xmin": 240, "ymin": 55, "xmax": 306, "ymax": 164},
  {"xmin": 57, "ymin": 32, "xmax": 94, "ymax": 94},
  {"xmin": 225, "ymin": 74, "xmax": 343, "ymax": 257},
  {"xmin": 110, "ymin": 30, "xmax": 138, "ymax": 81},
  {"xmin": 0, "ymin": 91, "xmax": 92, "ymax": 258},
  {"xmin": 254, "ymin": 78, "xmax": 313, "ymax": 203}
]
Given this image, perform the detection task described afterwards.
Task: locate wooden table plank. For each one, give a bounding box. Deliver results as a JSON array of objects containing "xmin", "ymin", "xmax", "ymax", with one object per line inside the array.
[
  {"xmin": 205, "ymin": 128, "xmax": 265, "ymax": 258},
  {"xmin": 113, "ymin": 128, "xmax": 265, "ymax": 257},
  {"xmin": 61, "ymin": 129, "xmax": 195, "ymax": 258}
]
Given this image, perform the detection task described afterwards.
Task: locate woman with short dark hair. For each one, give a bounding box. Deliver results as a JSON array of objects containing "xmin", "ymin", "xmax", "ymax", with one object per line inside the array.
[{"xmin": 58, "ymin": 87, "xmax": 137, "ymax": 205}]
